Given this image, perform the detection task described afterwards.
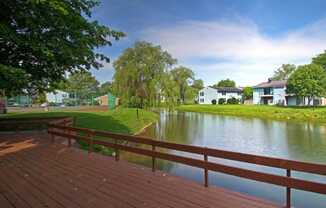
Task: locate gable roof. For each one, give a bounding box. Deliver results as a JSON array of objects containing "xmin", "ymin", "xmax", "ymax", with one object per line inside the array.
[
  {"xmin": 254, "ymin": 80, "xmax": 287, "ymax": 88},
  {"xmin": 210, "ymin": 86, "xmax": 242, "ymax": 93}
]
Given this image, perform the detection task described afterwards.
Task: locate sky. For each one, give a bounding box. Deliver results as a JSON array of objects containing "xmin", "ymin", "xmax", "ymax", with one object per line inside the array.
[{"xmin": 90, "ymin": 0, "xmax": 326, "ymax": 86}]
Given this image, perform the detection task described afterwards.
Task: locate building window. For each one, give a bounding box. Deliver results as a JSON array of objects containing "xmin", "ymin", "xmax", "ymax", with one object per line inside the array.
[
  {"xmin": 264, "ymin": 88, "xmax": 272, "ymax": 95},
  {"xmin": 222, "ymin": 92, "xmax": 226, "ymax": 96},
  {"xmin": 200, "ymin": 92, "xmax": 204, "ymax": 96},
  {"xmin": 200, "ymin": 99, "xmax": 204, "ymax": 103}
]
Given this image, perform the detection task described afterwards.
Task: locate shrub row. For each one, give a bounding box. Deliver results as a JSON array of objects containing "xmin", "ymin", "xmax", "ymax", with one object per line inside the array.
[{"xmin": 211, "ymin": 98, "xmax": 240, "ymax": 105}]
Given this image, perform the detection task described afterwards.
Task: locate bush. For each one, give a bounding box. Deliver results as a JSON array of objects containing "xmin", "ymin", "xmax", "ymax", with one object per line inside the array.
[
  {"xmin": 227, "ymin": 97, "xmax": 239, "ymax": 104},
  {"xmin": 218, "ymin": 98, "xmax": 226, "ymax": 104},
  {"xmin": 211, "ymin": 99, "xmax": 217, "ymax": 105}
]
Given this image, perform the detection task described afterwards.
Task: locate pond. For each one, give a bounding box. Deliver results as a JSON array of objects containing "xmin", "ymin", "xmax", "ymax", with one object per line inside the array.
[{"xmin": 120, "ymin": 110, "xmax": 326, "ymax": 207}]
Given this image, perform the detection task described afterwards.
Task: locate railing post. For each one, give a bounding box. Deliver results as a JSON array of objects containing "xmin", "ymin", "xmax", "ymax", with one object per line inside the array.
[
  {"xmin": 73, "ymin": 116, "xmax": 76, "ymax": 127},
  {"xmin": 114, "ymin": 138, "xmax": 119, "ymax": 161},
  {"xmin": 286, "ymin": 169, "xmax": 291, "ymax": 208},
  {"xmin": 64, "ymin": 122, "xmax": 71, "ymax": 147},
  {"xmin": 152, "ymin": 144, "xmax": 156, "ymax": 172},
  {"xmin": 88, "ymin": 131, "xmax": 93, "ymax": 154},
  {"xmin": 51, "ymin": 133, "xmax": 55, "ymax": 143},
  {"xmin": 204, "ymin": 152, "xmax": 208, "ymax": 187},
  {"xmin": 68, "ymin": 129, "xmax": 72, "ymax": 147}
]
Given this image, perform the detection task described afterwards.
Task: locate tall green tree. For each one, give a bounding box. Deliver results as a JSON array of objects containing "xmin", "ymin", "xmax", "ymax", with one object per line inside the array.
[
  {"xmin": 65, "ymin": 71, "xmax": 99, "ymax": 104},
  {"xmin": 183, "ymin": 79, "xmax": 204, "ymax": 103},
  {"xmin": 191, "ymin": 79, "xmax": 204, "ymax": 90},
  {"xmin": 213, "ymin": 79, "xmax": 236, "ymax": 88},
  {"xmin": 113, "ymin": 41, "xmax": 177, "ymax": 108},
  {"xmin": 287, "ymin": 64, "xmax": 326, "ymax": 106},
  {"xmin": 271, "ymin": 64, "xmax": 296, "ymax": 80},
  {"xmin": 170, "ymin": 66, "xmax": 195, "ymax": 104},
  {"xmin": 0, "ymin": 0, "xmax": 124, "ymax": 96},
  {"xmin": 243, "ymin": 87, "xmax": 253, "ymax": 100},
  {"xmin": 312, "ymin": 51, "xmax": 326, "ymax": 69},
  {"xmin": 160, "ymin": 73, "xmax": 179, "ymax": 109}
]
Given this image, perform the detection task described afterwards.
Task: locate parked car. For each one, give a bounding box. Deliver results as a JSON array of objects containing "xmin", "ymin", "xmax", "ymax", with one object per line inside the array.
[{"xmin": 40, "ymin": 102, "xmax": 48, "ymax": 107}]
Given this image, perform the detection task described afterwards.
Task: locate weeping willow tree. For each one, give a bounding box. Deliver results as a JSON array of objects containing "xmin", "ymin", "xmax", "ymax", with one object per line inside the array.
[{"xmin": 112, "ymin": 41, "xmax": 177, "ymax": 108}]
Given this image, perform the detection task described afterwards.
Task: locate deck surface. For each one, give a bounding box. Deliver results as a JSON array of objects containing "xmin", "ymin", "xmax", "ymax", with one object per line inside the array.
[{"xmin": 0, "ymin": 131, "xmax": 281, "ymax": 208}]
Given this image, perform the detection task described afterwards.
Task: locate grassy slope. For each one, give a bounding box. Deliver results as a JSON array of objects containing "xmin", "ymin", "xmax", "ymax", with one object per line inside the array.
[
  {"xmin": 177, "ymin": 104, "xmax": 326, "ymax": 123},
  {"xmin": 4, "ymin": 108, "xmax": 158, "ymax": 134}
]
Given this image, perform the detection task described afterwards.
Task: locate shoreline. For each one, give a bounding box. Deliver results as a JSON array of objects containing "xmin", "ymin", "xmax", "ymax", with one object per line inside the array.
[
  {"xmin": 177, "ymin": 105, "xmax": 326, "ymax": 124},
  {"xmin": 133, "ymin": 121, "xmax": 155, "ymax": 136}
]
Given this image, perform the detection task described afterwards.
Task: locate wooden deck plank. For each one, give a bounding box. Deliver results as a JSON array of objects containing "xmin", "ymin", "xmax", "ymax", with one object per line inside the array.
[
  {"xmin": 0, "ymin": 193, "xmax": 15, "ymax": 208},
  {"xmin": 48, "ymin": 150, "xmax": 268, "ymax": 208},
  {"xmin": 13, "ymin": 145, "xmax": 242, "ymax": 208},
  {"xmin": 37, "ymin": 145, "xmax": 277, "ymax": 208},
  {"xmin": 0, "ymin": 165, "xmax": 62, "ymax": 208},
  {"xmin": 2, "ymin": 155, "xmax": 127, "ymax": 208},
  {"xmin": 0, "ymin": 172, "xmax": 31, "ymax": 208},
  {"xmin": 5, "ymin": 152, "xmax": 154, "ymax": 208},
  {"xmin": 7, "ymin": 144, "xmax": 205, "ymax": 208},
  {"xmin": 0, "ymin": 132, "xmax": 281, "ymax": 208}
]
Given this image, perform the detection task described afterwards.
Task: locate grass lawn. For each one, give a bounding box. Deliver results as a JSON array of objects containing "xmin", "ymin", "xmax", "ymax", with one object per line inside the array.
[
  {"xmin": 2, "ymin": 107, "xmax": 158, "ymax": 156},
  {"xmin": 177, "ymin": 104, "xmax": 326, "ymax": 123},
  {"xmin": 2, "ymin": 107, "xmax": 158, "ymax": 135}
]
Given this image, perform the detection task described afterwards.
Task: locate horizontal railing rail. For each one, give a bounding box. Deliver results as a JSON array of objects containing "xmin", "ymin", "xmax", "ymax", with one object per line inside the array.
[
  {"xmin": 48, "ymin": 121, "xmax": 326, "ymax": 208},
  {"xmin": 0, "ymin": 116, "xmax": 74, "ymax": 131}
]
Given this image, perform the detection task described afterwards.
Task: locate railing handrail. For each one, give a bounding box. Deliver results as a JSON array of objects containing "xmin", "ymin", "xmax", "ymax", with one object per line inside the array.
[
  {"xmin": 47, "ymin": 119, "xmax": 326, "ymax": 207},
  {"xmin": 0, "ymin": 116, "xmax": 74, "ymax": 131},
  {"xmin": 48, "ymin": 123, "xmax": 326, "ymax": 175},
  {"xmin": 0, "ymin": 116, "xmax": 70, "ymax": 122}
]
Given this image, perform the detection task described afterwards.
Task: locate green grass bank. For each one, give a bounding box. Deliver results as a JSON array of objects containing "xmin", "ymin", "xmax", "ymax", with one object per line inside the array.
[
  {"xmin": 2, "ymin": 108, "xmax": 158, "ymax": 155},
  {"xmin": 177, "ymin": 105, "xmax": 326, "ymax": 123},
  {"xmin": 3, "ymin": 108, "xmax": 158, "ymax": 134}
]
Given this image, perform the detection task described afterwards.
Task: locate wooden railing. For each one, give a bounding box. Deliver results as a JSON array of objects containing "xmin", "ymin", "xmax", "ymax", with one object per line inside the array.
[
  {"xmin": 0, "ymin": 116, "xmax": 74, "ymax": 131},
  {"xmin": 48, "ymin": 120, "xmax": 326, "ymax": 208}
]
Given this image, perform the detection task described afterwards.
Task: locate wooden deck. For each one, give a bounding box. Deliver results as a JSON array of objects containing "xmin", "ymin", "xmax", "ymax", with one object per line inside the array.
[{"xmin": 0, "ymin": 132, "xmax": 281, "ymax": 208}]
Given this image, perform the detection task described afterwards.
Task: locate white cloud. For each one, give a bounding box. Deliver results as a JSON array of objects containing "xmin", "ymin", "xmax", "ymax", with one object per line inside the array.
[{"xmin": 143, "ymin": 19, "xmax": 326, "ymax": 86}]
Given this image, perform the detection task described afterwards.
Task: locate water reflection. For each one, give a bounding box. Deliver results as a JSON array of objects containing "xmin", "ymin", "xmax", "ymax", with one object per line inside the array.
[{"xmin": 121, "ymin": 110, "xmax": 326, "ymax": 207}]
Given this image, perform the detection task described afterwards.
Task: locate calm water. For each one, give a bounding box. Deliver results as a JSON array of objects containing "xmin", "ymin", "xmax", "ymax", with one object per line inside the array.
[{"xmin": 121, "ymin": 111, "xmax": 326, "ymax": 207}]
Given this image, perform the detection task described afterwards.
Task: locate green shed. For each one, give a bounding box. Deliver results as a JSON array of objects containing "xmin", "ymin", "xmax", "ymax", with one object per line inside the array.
[{"xmin": 108, "ymin": 93, "xmax": 116, "ymax": 109}]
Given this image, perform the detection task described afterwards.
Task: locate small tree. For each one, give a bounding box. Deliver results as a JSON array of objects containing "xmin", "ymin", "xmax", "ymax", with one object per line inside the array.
[
  {"xmin": 65, "ymin": 71, "xmax": 100, "ymax": 105},
  {"xmin": 211, "ymin": 99, "xmax": 217, "ymax": 105},
  {"xmin": 33, "ymin": 92, "xmax": 47, "ymax": 105},
  {"xmin": 287, "ymin": 64, "xmax": 326, "ymax": 106},
  {"xmin": 218, "ymin": 98, "xmax": 226, "ymax": 104},
  {"xmin": 99, "ymin": 82, "xmax": 113, "ymax": 95},
  {"xmin": 243, "ymin": 87, "xmax": 253, "ymax": 100}
]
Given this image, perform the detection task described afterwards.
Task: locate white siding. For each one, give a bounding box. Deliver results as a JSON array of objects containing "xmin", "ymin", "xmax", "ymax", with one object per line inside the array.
[
  {"xmin": 46, "ymin": 90, "xmax": 69, "ymax": 103},
  {"xmin": 253, "ymin": 88, "xmax": 263, "ymax": 104},
  {"xmin": 272, "ymin": 88, "xmax": 286, "ymax": 105},
  {"xmin": 198, "ymin": 87, "xmax": 217, "ymax": 104},
  {"xmin": 198, "ymin": 87, "xmax": 242, "ymax": 104}
]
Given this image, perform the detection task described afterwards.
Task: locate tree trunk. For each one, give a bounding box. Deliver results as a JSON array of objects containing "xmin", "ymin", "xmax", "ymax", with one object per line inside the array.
[
  {"xmin": 180, "ymin": 86, "xmax": 185, "ymax": 104},
  {"xmin": 308, "ymin": 96, "xmax": 312, "ymax": 106}
]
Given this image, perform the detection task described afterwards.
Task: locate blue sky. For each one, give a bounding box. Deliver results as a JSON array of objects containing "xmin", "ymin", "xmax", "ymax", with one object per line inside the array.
[{"xmin": 90, "ymin": 0, "xmax": 326, "ymax": 86}]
